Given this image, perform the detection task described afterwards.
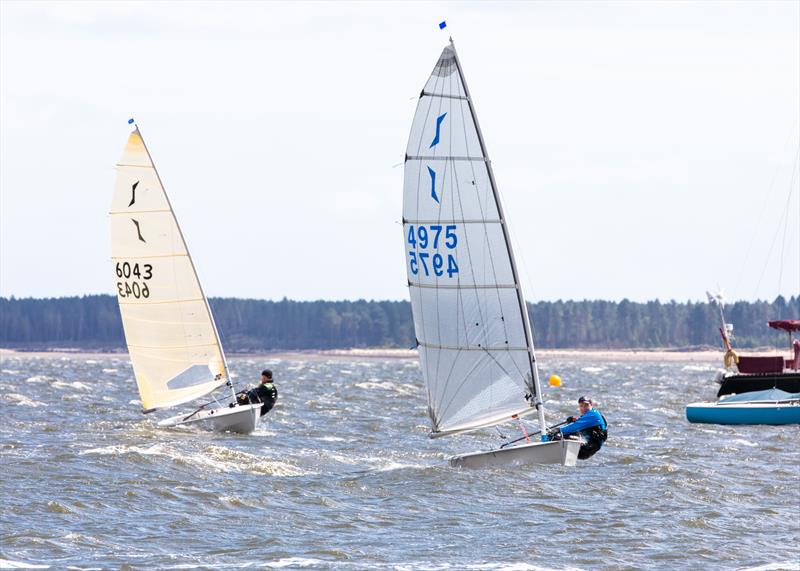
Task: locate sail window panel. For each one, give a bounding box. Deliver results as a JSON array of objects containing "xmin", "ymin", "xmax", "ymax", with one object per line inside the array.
[
  {"xmin": 421, "ymin": 45, "xmax": 467, "ymax": 99},
  {"xmin": 129, "ymin": 345, "xmax": 225, "ymax": 410},
  {"xmin": 110, "ymin": 211, "xmax": 189, "ymax": 258},
  {"xmin": 406, "ymin": 97, "xmax": 481, "ymax": 161},
  {"xmin": 110, "ymin": 170, "xmax": 170, "ymax": 213},
  {"xmin": 419, "ymin": 345, "xmax": 531, "ymax": 434},
  {"xmin": 410, "ymin": 287, "xmax": 527, "ymax": 350},
  {"xmin": 402, "ymin": 160, "xmax": 498, "ymax": 222},
  {"xmin": 119, "ymin": 300, "xmax": 218, "ymax": 348},
  {"xmin": 112, "ymin": 256, "xmax": 202, "ymax": 304}
]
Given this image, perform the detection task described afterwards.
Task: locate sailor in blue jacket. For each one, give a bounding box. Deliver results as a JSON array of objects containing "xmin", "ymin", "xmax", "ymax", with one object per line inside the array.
[{"xmin": 549, "ymin": 396, "xmax": 607, "ymax": 460}]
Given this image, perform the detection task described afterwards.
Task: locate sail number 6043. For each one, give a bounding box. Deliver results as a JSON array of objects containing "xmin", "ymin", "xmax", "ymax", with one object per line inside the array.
[
  {"xmin": 115, "ymin": 262, "xmax": 152, "ymax": 299},
  {"xmin": 407, "ymin": 224, "xmax": 459, "ymax": 278}
]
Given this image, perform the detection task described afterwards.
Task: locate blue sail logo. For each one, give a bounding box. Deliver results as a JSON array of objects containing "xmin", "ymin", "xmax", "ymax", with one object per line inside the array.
[
  {"xmin": 429, "ymin": 113, "xmax": 447, "ymax": 148},
  {"xmin": 427, "ymin": 113, "xmax": 446, "ymax": 204},
  {"xmin": 427, "ymin": 166, "xmax": 439, "ymax": 203}
]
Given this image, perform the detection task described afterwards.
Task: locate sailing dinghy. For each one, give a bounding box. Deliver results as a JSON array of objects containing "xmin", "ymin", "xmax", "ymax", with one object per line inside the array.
[
  {"xmin": 110, "ymin": 123, "xmax": 261, "ymax": 433},
  {"xmin": 403, "ymin": 41, "xmax": 580, "ymax": 468}
]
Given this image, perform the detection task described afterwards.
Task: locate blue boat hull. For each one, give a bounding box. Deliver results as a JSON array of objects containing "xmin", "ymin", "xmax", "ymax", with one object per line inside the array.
[{"xmin": 686, "ymin": 401, "xmax": 800, "ymax": 425}]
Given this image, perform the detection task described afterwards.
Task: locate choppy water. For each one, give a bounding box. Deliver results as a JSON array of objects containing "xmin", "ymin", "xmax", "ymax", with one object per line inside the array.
[{"xmin": 1, "ymin": 354, "xmax": 798, "ymax": 570}]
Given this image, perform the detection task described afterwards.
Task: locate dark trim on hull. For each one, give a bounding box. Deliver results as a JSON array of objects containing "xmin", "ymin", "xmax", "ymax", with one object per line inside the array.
[{"xmin": 717, "ymin": 373, "xmax": 800, "ymax": 397}]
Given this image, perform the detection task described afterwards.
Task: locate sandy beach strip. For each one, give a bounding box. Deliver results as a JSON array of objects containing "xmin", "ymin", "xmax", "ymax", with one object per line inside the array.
[{"xmin": 0, "ymin": 346, "xmax": 727, "ymax": 363}]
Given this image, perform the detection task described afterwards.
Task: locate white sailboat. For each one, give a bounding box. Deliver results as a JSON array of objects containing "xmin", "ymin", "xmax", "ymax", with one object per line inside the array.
[
  {"xmin": 403, "ymin": 41, "xmax": 580, "ymax": 468},
  {"xmin": 110, "ymin": 122, "xmax": 261, "ymax": 433}
]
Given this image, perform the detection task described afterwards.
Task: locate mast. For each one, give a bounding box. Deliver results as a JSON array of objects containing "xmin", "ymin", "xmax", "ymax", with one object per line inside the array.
[
  {"xmin": 448, "ymin": 41, "xmax": 548, "ymax": 437},
  {"xmin": 132, "ymin": 122, "xmax": 237, "ymax": 403}
]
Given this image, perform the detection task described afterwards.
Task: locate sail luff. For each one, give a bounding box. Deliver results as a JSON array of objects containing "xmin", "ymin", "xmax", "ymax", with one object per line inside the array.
[
  {"xmin": 133, "ymin": 126, "xmax": 232, "ymax": 389},
  {"xmin": 448, "ymin": 41, "xmax": 547, "ymax": 434}
]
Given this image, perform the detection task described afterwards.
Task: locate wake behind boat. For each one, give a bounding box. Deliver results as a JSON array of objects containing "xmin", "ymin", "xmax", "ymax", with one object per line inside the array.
[
  {"xmin": 402, "ymin": 39, "xmax": 580, "ymax": 468},
  {"xmin": 110, "ymin": 122, "xmax": 261, "ymax": 433}
]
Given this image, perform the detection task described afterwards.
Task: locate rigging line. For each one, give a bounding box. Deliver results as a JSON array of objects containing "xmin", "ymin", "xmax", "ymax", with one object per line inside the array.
[
  {"xmin": 733, "ymin": 130, "xmax": 799, "ymax": 299},
  {"xmin": 425, "ymin": 66, "xmax": 476, "ymax": 412},
  {"xmin": 436, "ymin": 343, "xmax": 493, "ymax": 422},
  {"xmin": 455, "ymin": 65, "xmax": 514, "ymax": 368},
  {"xmin": 753, "ymin": 146, "xmax": 800, "ymax": 300},
  {"xmin": 507, "ymin": 209, "xmax": 541, "ymax": 352},
  {"xmin": 448, "ymin": 80, "xmax": 519, "ymax": 408},
  {"xmin": 452, "ymin": 82, "xmax": 490, "ymax": 354},
  {"xmin": 480, "ymin": 345, "xmax": 515, "ymax": 382},
  {"xmin": 431, "ymin": 62, "xmax": 466, "ymax": 405},
  {"xmin": 427, "ymin": 342, "xmax": 462, "ymax": 428},
  {"xmin": 444, "ymin": 110, "xmax": 490, "ymax": 408},
  {"xmin": 455, "ymin": 49, "xmax": 537, "ymax": 398},
  {"xmin": 776, "ymin": 148, "xmax": 800, "ymax": 304}
]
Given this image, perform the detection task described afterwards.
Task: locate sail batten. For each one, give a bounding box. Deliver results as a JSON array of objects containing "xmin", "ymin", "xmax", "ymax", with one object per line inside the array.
[
  {"xmin": 111, "ymin": 128, "xmax": 229, "ymax": 411},
  {"xmin": 421, "ymin": 91, "xmax": 469, "ymax": 101},
  {"xmin": 405, "ymin": 219, "xmax": 502, "ymax": 224},
  {"xmin": 406, "ymin": 155, "xmax": 487, "ymax": 162},
  {"xmin": 418, "ymin": 341, "xmax": 529, "ymax": 352},
  {"xmin": 410, "ymin": 282, "xmax": 516, "ymax": 290},
  {"xmin": 403, "ymin": 43, "xmax": 543, "ymax": 436}
]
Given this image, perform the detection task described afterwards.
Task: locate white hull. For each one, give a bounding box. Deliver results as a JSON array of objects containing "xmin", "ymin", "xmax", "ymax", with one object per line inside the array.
[
  {"xmin": 449, "ymin": 438, "xmax": 581, "ymax": 469},
  {"xmin": 158, "ymin": 403, "xmax": 261, "ymax": 434}
]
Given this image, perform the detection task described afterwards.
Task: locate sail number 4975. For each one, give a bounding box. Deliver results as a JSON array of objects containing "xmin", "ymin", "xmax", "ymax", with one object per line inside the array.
[
  {"xmin": 407, "ymin": 224, "xmax": 459, "ymax": 278},
  {"xmin": 115, "ymin": 262, "xmax": 152, "ymax": 299}
]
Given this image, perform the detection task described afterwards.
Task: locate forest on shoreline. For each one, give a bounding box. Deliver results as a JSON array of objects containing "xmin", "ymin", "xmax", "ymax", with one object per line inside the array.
[{"xmin": 1, "ymin": 295, "xmax": 797, "ymax": 352}]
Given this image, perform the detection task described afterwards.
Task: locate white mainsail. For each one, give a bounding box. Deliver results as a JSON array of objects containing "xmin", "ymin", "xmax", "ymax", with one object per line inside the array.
[
  {"xmin": 403, "ymin": 42, "xmax": 546, "ymax": 437},
  {"xmin": 110, "ymin": 127, "xmax": 228, "ymax": 411}
]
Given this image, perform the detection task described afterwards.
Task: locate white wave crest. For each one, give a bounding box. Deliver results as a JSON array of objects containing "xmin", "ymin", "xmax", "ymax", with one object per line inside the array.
[
  {"xmin": 738, "ymin": 563, "xmax": 800, "ymax": 571},
  {"xmin": 0, "ymin": 559, "xmax": 50, "ymax": 569},
  {"xmin": 6, "ymin": 393, "xmax": 47, "ymax": 407},
  {"xmin": 681, "ymin": 365, "xmax": 716, "ymax": 372},
  {"xmin": 52, "ymin": 381, "xmax": 91, "ymax": 391},
  {"xmin": 81, "ymin": 443, "xmax": 308, "ymax": 477},
  {"xmin": 355, "ymin": 380, "xmax": 416, "ymax": 395}
]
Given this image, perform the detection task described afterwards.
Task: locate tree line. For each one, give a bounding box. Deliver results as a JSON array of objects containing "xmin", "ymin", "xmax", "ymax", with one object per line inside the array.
[{"xmin": 0, "ymin": 295, "xmax": 797, "ymax": 351}]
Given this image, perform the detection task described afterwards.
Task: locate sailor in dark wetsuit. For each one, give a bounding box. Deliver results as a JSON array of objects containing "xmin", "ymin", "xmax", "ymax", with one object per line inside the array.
[
  {"xmin": 549, "ymin": 396, "xmax": 607, "ymax": 460},
  {"xmin": 238, "ymin": 369, "xmax": 278, "ymax": 416}
]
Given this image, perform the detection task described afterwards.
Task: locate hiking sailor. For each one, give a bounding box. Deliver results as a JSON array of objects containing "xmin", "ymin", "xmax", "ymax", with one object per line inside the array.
[
  {"xmin": 548, "ymin": 396, "xmax": 607, "ymax": 460},
  {"xmin": 238, "ymin": 369, "xmax": 278, "ymax": 416}
]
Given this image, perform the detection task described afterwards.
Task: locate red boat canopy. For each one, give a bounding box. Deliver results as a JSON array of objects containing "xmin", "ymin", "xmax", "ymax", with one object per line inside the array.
[{"xmin": 768, "ymin": 320, "xmax": 800, "ymax": 333}]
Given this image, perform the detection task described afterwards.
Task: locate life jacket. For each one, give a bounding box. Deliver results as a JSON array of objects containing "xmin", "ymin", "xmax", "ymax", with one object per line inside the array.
[
  {"xmin": 578, "ymin": 413, "xmax": 608, "ymax": 460},
  {"xmin": 254, "ymin": 382, "xmax": 277, "ymax": 416}
]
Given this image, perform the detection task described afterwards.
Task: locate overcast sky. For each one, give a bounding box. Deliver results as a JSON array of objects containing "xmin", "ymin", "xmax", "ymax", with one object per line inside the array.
[{"xmin": 1, "ymin": 1, "xmax": 798, "ymax": 304}]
